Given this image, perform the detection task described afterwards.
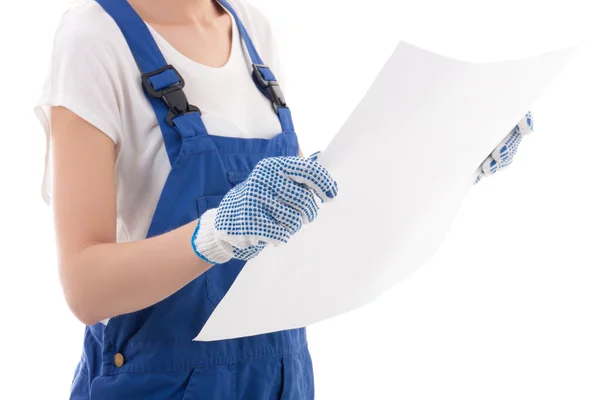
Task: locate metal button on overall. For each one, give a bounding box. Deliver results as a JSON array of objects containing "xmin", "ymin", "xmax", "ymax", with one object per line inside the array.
[{"xmin": 114, "ymin": 353, "xmax": 124, "ymax": 368}]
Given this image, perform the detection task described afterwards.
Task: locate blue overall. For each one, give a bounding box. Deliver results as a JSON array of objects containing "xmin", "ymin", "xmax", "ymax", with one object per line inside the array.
[{"xmin": 70, "ymin": 0, "xmax": 314, "ymax": 398}]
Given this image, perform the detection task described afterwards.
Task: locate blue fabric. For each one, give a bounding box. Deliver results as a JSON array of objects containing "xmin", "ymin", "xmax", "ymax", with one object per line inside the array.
[
  {"xmin": 147, "ymin": 69, "xmax": 180, "ymax": 91},
  {"xmin": 72, "ymin": 1, "xmax": 314, "ymax": 399},
  {"xmin": 257, "ymin": 66, "xmax": 277, "ymax": 82},
  {"xmin": 172, "ymin": 112, "xmax": 209, "ymax": 140}
]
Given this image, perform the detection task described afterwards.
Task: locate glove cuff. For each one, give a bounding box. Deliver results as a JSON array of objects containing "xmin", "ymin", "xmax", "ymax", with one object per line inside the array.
[{"xmin": 191, "ymin": 208, "xmax": 233, "ymax": 265}]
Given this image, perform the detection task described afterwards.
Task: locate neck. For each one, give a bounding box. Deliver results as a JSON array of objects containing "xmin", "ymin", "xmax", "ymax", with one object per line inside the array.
[{"xmin": 130, "ymin": 0, "xmax": 223, "ymax": 25}]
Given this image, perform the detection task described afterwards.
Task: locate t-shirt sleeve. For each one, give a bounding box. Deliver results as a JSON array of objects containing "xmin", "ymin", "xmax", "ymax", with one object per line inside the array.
[{"xmin": 34, "ymin": 11, "xmax": 123, "ymax": 205}]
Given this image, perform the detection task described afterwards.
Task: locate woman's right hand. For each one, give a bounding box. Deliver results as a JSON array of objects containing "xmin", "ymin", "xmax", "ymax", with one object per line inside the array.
[{"xmin": 192, "ymin": 154, "xmax": 339, "ymax": 264}]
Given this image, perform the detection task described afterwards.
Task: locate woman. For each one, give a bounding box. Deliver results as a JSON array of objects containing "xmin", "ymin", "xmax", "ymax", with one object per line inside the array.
[{"xmin": 35, "ymin": 0, "xmax": 532, "ymax": 398}]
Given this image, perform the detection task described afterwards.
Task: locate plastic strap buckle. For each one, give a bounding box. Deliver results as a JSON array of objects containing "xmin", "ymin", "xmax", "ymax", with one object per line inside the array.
[
  {"xmin": 142, "ymin": 65, "xmax": 200, "ymax": 126},
  {"xmin": 252, "ymin": 64, "xmax": 287, "ymax": 112}
]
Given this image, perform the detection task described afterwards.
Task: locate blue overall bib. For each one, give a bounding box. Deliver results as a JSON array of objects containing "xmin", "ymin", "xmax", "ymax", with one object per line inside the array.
[{"xmin": 70, "ymin": 0, "xmax": 314, "ymax": 398}]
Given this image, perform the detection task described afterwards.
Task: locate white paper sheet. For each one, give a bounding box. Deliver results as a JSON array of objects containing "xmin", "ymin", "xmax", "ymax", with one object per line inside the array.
[{"xmin": 195, "ymin": 41, "xmax": 577, "ymax": 341}]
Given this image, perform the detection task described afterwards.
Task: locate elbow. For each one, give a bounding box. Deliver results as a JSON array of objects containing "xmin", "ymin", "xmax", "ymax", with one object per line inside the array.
[
  {"xmin": 60, "ymin": 263, "xmax": 105, "ymax": 326},
  {"xmin": 66, "ymin": 295, "xmax": 103, "ymax": 326}
]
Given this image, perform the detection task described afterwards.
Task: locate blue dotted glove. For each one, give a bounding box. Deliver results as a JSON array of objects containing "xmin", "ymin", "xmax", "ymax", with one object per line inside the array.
[
  {"xmin": 474, "ymin": 111, "xmax": 534, "ymax": 184},
  {"xmin": 192, "ymin": 153, "xmax": 339, "ymax": 264}
]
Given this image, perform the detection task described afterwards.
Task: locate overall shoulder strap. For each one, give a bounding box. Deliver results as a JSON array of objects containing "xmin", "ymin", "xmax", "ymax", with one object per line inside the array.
[
  {"xmin": 218, "ymin": 0, "xmax": 295, "ymax": 133},
  {"xmin": 95, "ymin": 0, "xmax": 208, "ymax": 167}
]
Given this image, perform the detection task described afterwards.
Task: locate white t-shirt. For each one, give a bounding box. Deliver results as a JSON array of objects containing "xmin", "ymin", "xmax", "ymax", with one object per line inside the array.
[{"xmin": 34, "ymin": 0, "xmax": 288, "ymax": 243}]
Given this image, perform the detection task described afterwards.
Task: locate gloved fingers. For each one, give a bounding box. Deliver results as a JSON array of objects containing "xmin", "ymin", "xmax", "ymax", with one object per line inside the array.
[
  {"xmin": 221, "ymin": 213, "xmax": 289, "ymax": 248},
  {"xmin": 473, "ymin": 167, "xmax": 484, "ymax": 184},
  {"xmin": 211, "ymin": 155, "xmax": 336, "ymax": 258},
  {"xmin": 498, "ymin": 156, "xmax": 515, "ymax": 170},
  {"xmin": 232, "ymin": 241, "xmax": 267, "ymax": 261},
  {"xmin": 221, "ymin": 190, "xmax": 293, "ymax": 247},
  {"xmin": 478, "ymin": 112, "xmax": 530, "ymax": 182},
  {"xmin": 308, "ymin": 151, "xmax": 321, "ymax": 161},
  {"xmin": 305, "ymin": 152, "xmax": 335, "ymax": 200},
  {"xmin": 279, "ymin": 157, "xmax": 338, "ymax": 203},
  {"xmin": 481, "ymin": 152, "xmax": 517, "ymax": 177},
  {"xmin": 276, "ymin": 181, "xmax": 320, "ymax": 224},
  {"xmin": 252, "ymin": 155, "xmax": 338, "ymax": 202},
  {"xmin": 491, "ymin": 127, "xmax": 523, "ymax": 164},
  {"xmin": 480, "ymin": 155, "xmax": 498, "ymax": 177},
  {"xmin": 520, "ymin": 111, "xmax": 534, "ymax": 135},
  {"xmin": 258, "ymin": 195, "xmax": 300, "ymax": 243},
  {"xmin": 268, "ymin": 201, "xmax": 304, "ymax": 237},
  {"xmin": 293, "ymin": 174, "xmax": 338, "ymax": 204}
]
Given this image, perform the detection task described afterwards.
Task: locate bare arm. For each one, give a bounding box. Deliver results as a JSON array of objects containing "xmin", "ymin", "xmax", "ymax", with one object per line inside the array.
[{"xmin": 51, "ymin": 106, "xmax": 213, "ymax": 326}]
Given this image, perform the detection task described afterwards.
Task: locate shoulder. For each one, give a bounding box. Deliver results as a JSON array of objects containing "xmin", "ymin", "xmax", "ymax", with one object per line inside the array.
[
  {"xmin": 51, "ymin": 0, "xmax": 130, "ymax": 64},
  {"xmin": 228, "ymin": 0, "xmax": 274, "ymax": 35},
  {"xmin": 226, "ymin": 0, "xmax": 276, "ymax": 51},
  {"xmin": 39, "ymin": 0, "xmax": 140, "ymax": 148},
  {"xmin": 226, "ymin": 0, "xmax": 282, "ymax": 72}
]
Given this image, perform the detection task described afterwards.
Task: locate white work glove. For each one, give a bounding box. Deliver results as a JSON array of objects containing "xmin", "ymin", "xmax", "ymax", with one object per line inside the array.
[
  {"xmin": 474, "ymin": 111, "xmax": 534, "ymax": 184},
  {"xmin": 192, "ymin": 153, "xmax": 339, "ymax": 264}
]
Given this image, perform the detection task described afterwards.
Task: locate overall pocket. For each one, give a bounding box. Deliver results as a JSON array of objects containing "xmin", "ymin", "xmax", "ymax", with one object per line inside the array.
[{"xmin": 197, "ymin": 194, "xmax": 246, "ymax": 307}]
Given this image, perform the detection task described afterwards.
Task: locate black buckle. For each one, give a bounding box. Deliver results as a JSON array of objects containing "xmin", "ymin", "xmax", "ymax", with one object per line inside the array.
[
  {"xmin": 142, "ymin": 65, "xmax": 200, "ymax": 126},
  {"xmin": 162, "ymin": 89, "xmax": 201, "ymax": 126},
  {"xmin": 252, "ymin": 64, "xmax": 287, "ymax": 112},
  {"xmin": 142, "ymin": 65, "xmax": 184, "ymax": 97}
]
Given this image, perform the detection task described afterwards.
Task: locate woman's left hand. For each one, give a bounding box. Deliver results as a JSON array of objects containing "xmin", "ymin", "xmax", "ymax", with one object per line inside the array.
[{"xmin": 474, "ymin": 111, "xmax": 534, "ymax": 184}]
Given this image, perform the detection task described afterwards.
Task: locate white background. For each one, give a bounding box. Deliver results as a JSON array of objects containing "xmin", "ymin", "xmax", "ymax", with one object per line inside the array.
[{"xmin": 0, "ymin": 0, "xmax": 598, "ymax": 399}]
